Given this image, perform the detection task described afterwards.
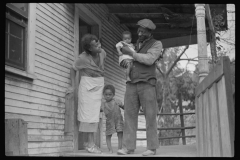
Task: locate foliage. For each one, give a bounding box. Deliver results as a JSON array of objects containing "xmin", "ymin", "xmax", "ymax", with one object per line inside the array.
[
  {"xmin": 212, "ymin": 6, "xmax": 235, "ymax": 61},
  {"xmin": 156, "ymin": 46, "xmax": 199, "ymax": 145}
]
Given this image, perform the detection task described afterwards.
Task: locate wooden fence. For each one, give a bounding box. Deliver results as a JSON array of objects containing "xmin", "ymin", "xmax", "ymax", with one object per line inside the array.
[{"xmin": 195, "ymin": 56, "xmax": 234, "ymax": 157}]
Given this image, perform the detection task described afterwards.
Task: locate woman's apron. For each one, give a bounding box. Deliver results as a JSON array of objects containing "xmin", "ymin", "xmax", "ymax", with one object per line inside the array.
[{"xmin": 78, "ymin": 76, "xmax": 104, "ymax": 123}]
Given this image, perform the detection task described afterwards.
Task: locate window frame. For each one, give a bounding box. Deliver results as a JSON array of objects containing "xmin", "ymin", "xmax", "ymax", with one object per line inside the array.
[
  {"xmin": 5, "ymin": 12, "xmax": 27, "ymax": 71},
  {"xmin": 5, "ymin": 3, "xmax": 37, "ymax": 80}
]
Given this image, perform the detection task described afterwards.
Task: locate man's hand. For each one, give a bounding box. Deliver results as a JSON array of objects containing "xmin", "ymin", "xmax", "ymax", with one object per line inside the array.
[
  {"xmin": 120, "ymin": 59, "xmax": 129, "ymax": 69},
  {"xmin": 122, "ymin": 45, "xmax": 134, "ymax": 57}
]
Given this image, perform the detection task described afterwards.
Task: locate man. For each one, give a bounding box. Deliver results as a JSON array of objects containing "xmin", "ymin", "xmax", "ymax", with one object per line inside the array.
[{"xmin": 117, "ymin": 19, "xmax": 163, "ymax": 156}]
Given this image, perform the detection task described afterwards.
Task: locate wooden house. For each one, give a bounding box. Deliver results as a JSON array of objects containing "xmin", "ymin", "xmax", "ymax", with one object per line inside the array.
[{"xmin": 6, "ymin": 3, "xmax": 232, "ymax": 157}]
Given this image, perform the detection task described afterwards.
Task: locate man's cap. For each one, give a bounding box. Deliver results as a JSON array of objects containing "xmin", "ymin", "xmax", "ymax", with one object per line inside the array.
[{"xmin": 137, "ymin": 19, "xmax": 156, "ymax": 30}]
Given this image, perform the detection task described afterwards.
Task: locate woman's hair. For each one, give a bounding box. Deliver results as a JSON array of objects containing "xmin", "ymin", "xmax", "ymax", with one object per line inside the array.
[
  {"xmin": 81, "ymin": 34, "xmax": 99, "ymax": 53},
  {"xmin": 122, "ymin": 31, "xmax": 132, "ymax": 37},
  {"xmin": 103, "ymin": 84, "xmax": 115, "ymax": 95}
]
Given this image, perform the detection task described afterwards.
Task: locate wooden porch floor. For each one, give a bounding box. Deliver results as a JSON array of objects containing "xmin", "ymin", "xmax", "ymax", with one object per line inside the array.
[{"xmin": 61, "ymin": 144, "xmax": 197, "ymax": 157}]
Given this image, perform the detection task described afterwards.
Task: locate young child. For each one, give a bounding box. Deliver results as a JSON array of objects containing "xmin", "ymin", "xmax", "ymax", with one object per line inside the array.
[
  {"xmin": 101, "ymin": 84, "xmax": 124, "ymax": 154},
  {"xmin": 116, "ymin": 31, "xmax": 135, "ymax": 81}
]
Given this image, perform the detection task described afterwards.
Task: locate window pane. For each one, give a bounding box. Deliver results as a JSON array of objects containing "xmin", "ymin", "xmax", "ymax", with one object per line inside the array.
[
  {"xmin": 10, "ymin": 21, "xmax": 22, "ymax": 38},
  {"xmin": 10, "ymin": 3, "xmax": 28, "ymax": 13},
  {"xmin": 9, "ymin": 33, "xmax": 23, "ymax": 64}
]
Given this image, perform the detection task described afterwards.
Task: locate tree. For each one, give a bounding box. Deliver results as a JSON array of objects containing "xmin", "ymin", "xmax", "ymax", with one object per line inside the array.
[
  {"xmin": 210, "ymin": 4, "xmax": 235, "ymax": 62},
  {"xmin": 156, "ymin": 46, "xmax": 194, "ymax": 145}
]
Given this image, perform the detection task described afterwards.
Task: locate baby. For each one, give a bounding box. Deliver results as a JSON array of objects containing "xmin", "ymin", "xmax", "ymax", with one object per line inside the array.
[
  {"xmin": 116, "ymin": 31, "xmax": 135, "ymax": 81},
  {"xmin": 100, "ymin": 84, "xmax": 124, "ymax": 154}
]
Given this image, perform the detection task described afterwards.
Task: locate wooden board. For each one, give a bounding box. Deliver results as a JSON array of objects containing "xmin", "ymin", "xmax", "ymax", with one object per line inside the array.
[
  {"xmin": 5, "ymin": 106, "xmax": 64, "ymax": 119},
  {"xmin": 28, "ymin": 141, "xmax": 73, "ymax": 148},
  {"xmin": 5, "ymin": 92, "xmax": 65, "ymax": 108},
  {"xmin": 5, "ymin": 98, "xmax": 65, "ymax": 114},
  {"xmin": 195, "ymin": 96, "xmax": 200, "ymax": 157},
  {"xmin": 195, "ymin": 59, "xmax": 224, "ymax": 97},
  {"xmin": 209, "ymin": 83, "xmax": 222, "ymax": 156},
  {"xmin": 217, "ymin": 77, "xmax": 232, "ymax": 157},
  {"xmin": 28, "ymin": 135, "xmax": 73, "ymax": 142},
  {"xmin": 64, "ymin": 93, "xmax": 74, "ymax": 132},
  {"xmin": 5, "ymin": 78, "xmax": 66, "ymax": 98},
  {"xmin": 205, "ymin": 89, "xmax": 212, "ymax": 156},
  {"xmin": 5, "ymin": 113, "xmax": 64, "ymax": 125},
  {"xmin": 5, "ymin": 119, "xmax": 28, "ymax": 155},
  {"xmin": 198, "ymin": 94, "xmax": 204, "ymax": 157},
  {"xmin": 195, "ymin": 57, "xmax": 234, "ymax": 157}
]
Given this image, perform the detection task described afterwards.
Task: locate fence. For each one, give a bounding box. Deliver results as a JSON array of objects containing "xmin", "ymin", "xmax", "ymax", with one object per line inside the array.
[
  {"xmin": 195, "ymin": 57, "xmax": 234, "ymax": 157},
  {"xmin": 137, "ymin": 112, "xmax": 196, "ymax": 145}
]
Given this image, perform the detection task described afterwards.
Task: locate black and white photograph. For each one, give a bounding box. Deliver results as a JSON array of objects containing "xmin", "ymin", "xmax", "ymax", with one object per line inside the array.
[{"xmin": 5, "ymin": 3, "xmax": 235, "ymax": 157}]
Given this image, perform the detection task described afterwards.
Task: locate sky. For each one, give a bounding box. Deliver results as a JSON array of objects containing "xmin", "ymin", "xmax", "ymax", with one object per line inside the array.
[{"xmin": 178, "ymin": 4, "xmax": 235, "ymax": 72}]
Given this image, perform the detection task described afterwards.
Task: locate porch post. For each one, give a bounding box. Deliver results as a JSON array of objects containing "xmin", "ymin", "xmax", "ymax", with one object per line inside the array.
[{"xmin": 195, "ymin": 4, "xmax": 209, "ymax": 83}]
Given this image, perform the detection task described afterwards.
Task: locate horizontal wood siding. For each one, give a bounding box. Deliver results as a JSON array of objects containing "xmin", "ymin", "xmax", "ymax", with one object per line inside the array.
[{"xmin": 5, "ymin": 3, "xmax": 75, "ymax": 156}]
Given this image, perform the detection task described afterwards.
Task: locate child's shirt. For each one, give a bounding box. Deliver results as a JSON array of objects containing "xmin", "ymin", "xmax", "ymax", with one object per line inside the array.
[
  {"xmin": 101, "ymin": 98, "xmax": 124, "ymax": 134},
  {"xmin": 116, "ymin": 41, "xmax": 135, "ymax": 65}
]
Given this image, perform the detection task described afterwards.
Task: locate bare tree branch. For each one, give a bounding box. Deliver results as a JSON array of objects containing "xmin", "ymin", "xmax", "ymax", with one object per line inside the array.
[
  {"xmin": 156, "ymin": 63, "xmax": 165, "ymax": 76},
  {"xmin": 166, "ymin": 45, "xmax": 189, "ymax": 76}
]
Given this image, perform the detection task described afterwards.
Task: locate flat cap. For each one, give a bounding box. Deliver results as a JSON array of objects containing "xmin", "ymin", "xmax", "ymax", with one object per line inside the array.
[{"xmin": 137, "ymin": 19, "xmax": 156, "ymax": 30}]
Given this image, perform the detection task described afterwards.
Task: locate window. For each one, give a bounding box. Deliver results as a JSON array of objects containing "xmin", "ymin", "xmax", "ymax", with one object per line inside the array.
[{"xmin": 6, "ymin": 3, "xmax": 28, "ymax": 71}]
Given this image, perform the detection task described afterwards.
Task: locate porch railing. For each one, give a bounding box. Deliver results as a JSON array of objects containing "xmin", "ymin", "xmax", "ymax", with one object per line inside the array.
[{"xmin": 137, "ymin": 112, "xmax": 196, "ymax": 145}]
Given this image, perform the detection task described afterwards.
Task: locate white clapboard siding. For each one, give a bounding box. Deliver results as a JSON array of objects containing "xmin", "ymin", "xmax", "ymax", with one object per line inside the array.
[
  {"xmin": 33, "ymin": 79, "xmax": 66, "ymax": 93},
  {"xmin": 5, "ymin": 92, "xmax": 65, "ymax": 108},
  {"xmin": 5, "ymin": 78, "xmax": 66, "ymax": 98},
  {"xmin": 35, "ymin": 68, "xmax": 70, "ymax": 87},
  {"xmin": 36, "ymin": 12, "xmax": 73, "ymax": 43},
  {"xmin": 27, "ymin": 122, "xmax": 64, "ymax": 130},
  {"xmin": 35, "ymin": 31, "xmax": 74, "ymax": 58},
  {"xmin": 35, "ymin": 61, "xmax": 70, "ymax": 80},
  {"xmin": 35, "ymin": 55, "xmax": 70, "ymax": 75},
  {"xmin": 36, "ymin": 21, "xmax": 74, "ymax": 48},
  {"xmin": 55, "ymin": 3, "xmax": 74, "ymax": 18},
  {"xmin": 5, "ymin": 84, "xmax": 65, "ymax": 103},
  {"xmin": 5, "ymin": 3, "xmax": 75, "ymax": 156},
  {"xmin": 35, "ymin": 45, "xmax": 73, "ymax": 69},
  {"xmin": 36, "ymin": 25, "xmax": 73, "ymax": 52},
  {"xmin": 5, "ymin": 106, "xmax": 64, "ymax": 119},
  {"xmin": 28, "ymin": 141, "xmax": 73, "ymax": 149},
  {"xmin": 46, "ymin": 3, "xmax": 74, "ymax": 25},
  {"xmin": 35, "ymin": 36, "xmax": 73, "ymax": 62},
  {"xmin": 28, "ymin": 135, "xmax": 73, "ymax": 142},
  {"xmin": 5, "ymin": 99, "xmax": 65, "ymax": 114},
  {"xmin": 5, "ymin": 113, "xmax": 64, "ymax": 124},
  {"xmin": 37, "ymin": 4, "xmax": 74, "ymax": 36},
  {"xmin": 28, "ymin": 129, "xmax": 65, "ymax": 136}
]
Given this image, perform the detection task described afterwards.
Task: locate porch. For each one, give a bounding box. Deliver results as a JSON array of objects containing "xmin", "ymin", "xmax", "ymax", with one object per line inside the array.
[
  {"xmin": 61, "ymin": 144, "xmax": 197, "ymax": 157},
  {"xmin": 5, "ymin": 3, "xmax": 233, "ymax": 157}
]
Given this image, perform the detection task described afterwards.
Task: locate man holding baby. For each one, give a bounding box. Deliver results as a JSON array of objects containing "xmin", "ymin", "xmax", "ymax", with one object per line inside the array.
[{"xmin": 117, "ymin": 19, "xmax": 163, "ymax": 156}]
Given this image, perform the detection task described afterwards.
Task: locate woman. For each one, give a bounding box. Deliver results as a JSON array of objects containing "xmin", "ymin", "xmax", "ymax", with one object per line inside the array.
[{"xmin": 68, "ymin": 34, "xmax": 106, "ymax": 153}]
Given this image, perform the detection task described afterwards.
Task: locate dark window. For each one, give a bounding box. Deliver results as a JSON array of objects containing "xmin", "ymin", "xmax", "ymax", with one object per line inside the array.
[{"xmin": 6, "ymin": 3, "xmax": 28, "ymax": 71}]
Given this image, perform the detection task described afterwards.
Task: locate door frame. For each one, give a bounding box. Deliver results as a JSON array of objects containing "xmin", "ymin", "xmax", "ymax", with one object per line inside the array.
[{"xmin": 73, "ymin": 3, "xmax": 102, "ymax": 152}]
